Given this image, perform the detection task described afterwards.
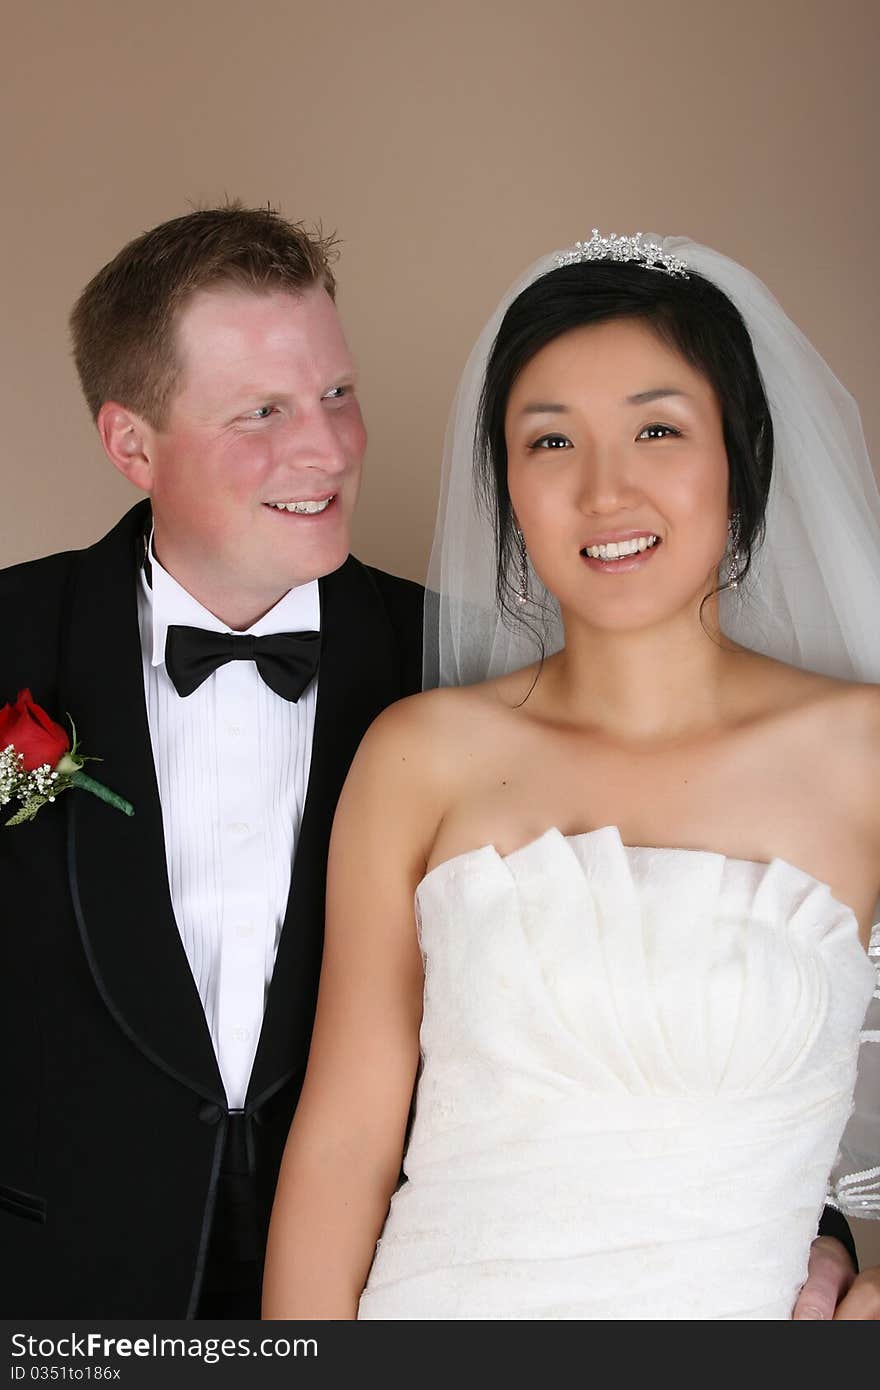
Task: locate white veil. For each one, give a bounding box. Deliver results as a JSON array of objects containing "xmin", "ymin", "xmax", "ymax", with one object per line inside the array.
[
  {"xmin": 425, "ymin": 236, "xmax": 880, "ymax": 687},
  {"xmin": 424, "ymin": 233, "xmax": 880, "ymax": 1220}
]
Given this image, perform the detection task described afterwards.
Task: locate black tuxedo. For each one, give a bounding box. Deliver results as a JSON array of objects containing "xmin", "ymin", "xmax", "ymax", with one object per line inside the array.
[{"xmin": 0, "ymin": 501, "xmax": 424, "ymax": 1317}]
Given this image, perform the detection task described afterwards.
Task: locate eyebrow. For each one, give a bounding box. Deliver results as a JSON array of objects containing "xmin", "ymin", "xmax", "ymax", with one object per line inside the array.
[
  {"xmin": 518, "ymin": 387, "xmax": 693, "ymax": 417},
  {"xmin": 624, "ymin": 387, "xmax": 692, "ymax": 405},
  {"xmin": 517, "ymin": 402, "xmax": 571, "ymax": 416}
]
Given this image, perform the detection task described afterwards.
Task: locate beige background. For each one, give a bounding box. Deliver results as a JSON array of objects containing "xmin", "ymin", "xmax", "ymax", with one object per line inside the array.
[{"xmin": 3, "ymin": 1, "xmax": 879, "ymax": 1269}]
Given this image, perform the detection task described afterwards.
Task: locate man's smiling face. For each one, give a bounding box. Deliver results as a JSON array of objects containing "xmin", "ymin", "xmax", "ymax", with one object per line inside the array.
[{"xmin": 144, "ymin": 282, "xmax": 366, "ymax": 622}]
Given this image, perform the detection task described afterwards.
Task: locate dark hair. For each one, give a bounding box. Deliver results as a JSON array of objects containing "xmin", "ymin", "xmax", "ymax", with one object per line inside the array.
[
  {"xmin": 476, "ymin": 259, "xmax": 774, "ymax": 629},
  {"xmin": 70, "ymin": 201, "xmax": 338, "ymax": 427}
]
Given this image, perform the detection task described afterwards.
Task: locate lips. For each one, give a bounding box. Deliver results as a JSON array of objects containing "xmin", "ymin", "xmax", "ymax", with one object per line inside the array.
[
  {"xmin": 579, "ymin": 531, "xmax": 662, "ymax": 572},
  {"xmin": 264, "ymin": 494, "xmax": 337, "ymax": 515},
  {"xmin": 580, "ymin": 533, "xmax": 660, "ymax": 561}
]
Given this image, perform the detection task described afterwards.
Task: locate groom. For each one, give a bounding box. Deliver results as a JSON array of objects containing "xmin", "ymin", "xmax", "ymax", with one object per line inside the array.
[
  {"xmin": 0, "ymin": 204, "xmax": 873, "ymax": 1320},
  {"xmin": 0, "ymin": 204, "xmax": 421, "ymax": 1319}
]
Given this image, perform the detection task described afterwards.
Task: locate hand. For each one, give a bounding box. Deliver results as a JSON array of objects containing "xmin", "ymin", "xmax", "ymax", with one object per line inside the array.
[{"xmin": 793, "ymin": 1235, "xmax": 880, "ymax": 1319}]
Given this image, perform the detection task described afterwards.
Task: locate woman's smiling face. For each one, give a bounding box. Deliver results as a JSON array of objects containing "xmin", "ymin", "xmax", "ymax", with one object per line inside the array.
[{"xmin": 505, "ymin": 315, "xmax": 731, "ymax": 635}]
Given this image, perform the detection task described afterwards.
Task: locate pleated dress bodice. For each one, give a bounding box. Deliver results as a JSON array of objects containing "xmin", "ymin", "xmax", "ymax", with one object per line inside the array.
[{"xmin": 359, "ymin": 827, "xmax": 875, "ymax": 1320}]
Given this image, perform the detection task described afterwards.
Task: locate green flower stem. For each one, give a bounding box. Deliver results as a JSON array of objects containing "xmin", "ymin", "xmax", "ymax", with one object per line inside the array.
[{"xmin": 70, "ymin": 770, "xmax": 135, "ymax": 817}]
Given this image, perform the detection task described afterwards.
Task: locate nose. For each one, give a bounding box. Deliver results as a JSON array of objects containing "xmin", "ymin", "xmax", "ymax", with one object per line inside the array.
[
  {"xmin": 284, "ymin": 404, "xmax": 350, "ymax": 476},
  {"xmin": 575, "ymin": 444, "xmax": 638, "ymax": 516}
]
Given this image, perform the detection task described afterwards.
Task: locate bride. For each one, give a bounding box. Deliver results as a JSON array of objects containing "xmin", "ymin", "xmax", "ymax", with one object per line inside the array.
[{"xmin": 263, "ymin": 232, "xmax": 880, "ymax": 1319}]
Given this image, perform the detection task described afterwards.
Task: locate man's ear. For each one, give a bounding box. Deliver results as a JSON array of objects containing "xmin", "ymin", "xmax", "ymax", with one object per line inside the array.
[{"xmin": 97, "ymin": 402, "xmax": 156, "ymax": 493}]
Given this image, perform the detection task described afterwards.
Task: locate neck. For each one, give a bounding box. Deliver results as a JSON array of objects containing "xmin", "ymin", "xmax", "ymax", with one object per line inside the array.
[
  {"xmin": 544, "ymin": 596, "xmax": 747, "ymax": 743},
  {"xmin": 151, "ymin": 539, "xmax": 290, "ymax": 631}
]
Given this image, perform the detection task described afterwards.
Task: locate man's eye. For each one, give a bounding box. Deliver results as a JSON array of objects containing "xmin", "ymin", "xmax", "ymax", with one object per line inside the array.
[
  {"xmin": 246, "ymin": 405, "xmax": 276, "ymax": 420},
  {"xmin": 637, "ymin": 424, "xmax": 681, "ymax": 440},
  {"xmin": 529, "ymin": 433, "xmax": 571, "ymax": 450},
  {"xmin": 323, "ymin": 385, "xmax": 350, "ymax": 400}
]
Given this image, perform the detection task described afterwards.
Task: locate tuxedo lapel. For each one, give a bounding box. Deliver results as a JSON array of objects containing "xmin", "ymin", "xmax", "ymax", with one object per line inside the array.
[
  {"xmin": 247, "ymin": 556, "xmax": 402, "ymax": 1107},
  {"xmin": 60, "ymin": 504, "xmax": 224, "ymax": 1104}
]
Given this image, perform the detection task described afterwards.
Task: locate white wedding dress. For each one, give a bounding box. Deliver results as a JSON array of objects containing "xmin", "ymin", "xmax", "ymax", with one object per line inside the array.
[{"xmin": 359, "ymin": 826, "xmax": 877, "ymax": 1320}]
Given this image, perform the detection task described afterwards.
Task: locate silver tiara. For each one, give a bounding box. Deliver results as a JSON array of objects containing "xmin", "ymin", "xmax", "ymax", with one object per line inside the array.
[{"xmin": 555, "ymin": 229, "xmax": 689, "ymax": 279}]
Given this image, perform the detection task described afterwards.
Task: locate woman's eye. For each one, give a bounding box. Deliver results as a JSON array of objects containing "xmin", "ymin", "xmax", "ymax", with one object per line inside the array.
[
  {"xmin": 529, "ymin": 433, "xmax": 571, "ymax": 450},
  {"xmin": 637, "ymin": 424, "xmax": 681, "ymax": 440}
]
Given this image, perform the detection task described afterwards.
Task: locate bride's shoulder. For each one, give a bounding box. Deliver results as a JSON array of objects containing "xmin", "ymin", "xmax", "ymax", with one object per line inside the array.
[
  {"xmin": 776, "ymin": 662, "xmax": 880, "ymax": 726},
  {"xmin": 350, "ymin": 681, "xmax": 499, "ymax": 777},
  {"xmin": 751, "ymin": 658, "xmax": 880, "ymax": 787},
  {"xmin": 808, "ymin": 675, "xmax": 880, "ymax": 763},
  {"xmin": 352, "ymin": 677, "xmax": 530, "ymax": 809},
  {"xmin": 744, "ymin": 652, "xmax": 879, "ymax": 717},
  {"xmin": 368, "ymin": 672, "xmax": 528, "ymax": 742}
]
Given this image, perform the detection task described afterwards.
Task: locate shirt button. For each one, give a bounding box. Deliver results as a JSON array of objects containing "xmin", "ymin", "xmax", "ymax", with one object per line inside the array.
[
  {"xmin": 230, "ymin": 822, "xmax": 250, "ymax": 836},
  {"xmin": 230, "ymin": 1026, "xmax": 251, "ymax": 1043},
  {"xmin": 228, "ymin": 725, "xmax": 242, "ymax": 737},
  {"xmin": 236, "ymin": 924, "xmax": 255, "ymax": 940}
]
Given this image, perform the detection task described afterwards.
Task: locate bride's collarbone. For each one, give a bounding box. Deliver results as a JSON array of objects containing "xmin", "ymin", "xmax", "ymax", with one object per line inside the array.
[
  {"xmin": 427, "ymin": 706, "xmax": 878, "ymax": 934},
  {"xmin": 442, "ymin": 672, "xmax": 879, "ymax": 805}
]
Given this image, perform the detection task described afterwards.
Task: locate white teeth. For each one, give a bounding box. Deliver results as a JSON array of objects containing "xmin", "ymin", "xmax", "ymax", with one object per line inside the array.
[
  {"xmin": 267, "ymin": 498, "xmax": 333, "ymax": 514},
  {"xmin": 584, "ymin": 535, "xmax": 658, "ymax": 560}
]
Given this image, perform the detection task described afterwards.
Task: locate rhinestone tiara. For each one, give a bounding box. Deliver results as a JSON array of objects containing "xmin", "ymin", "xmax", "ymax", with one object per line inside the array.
[{"xmin": 555, "ymin": 229, "xmax": 689, "ymax": 279}]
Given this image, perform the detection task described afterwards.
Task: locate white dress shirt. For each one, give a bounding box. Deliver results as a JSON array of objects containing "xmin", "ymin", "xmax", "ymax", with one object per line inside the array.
[{"xmin": 137, "ymin": 538, "xmax": 319, "ymax": 1108}]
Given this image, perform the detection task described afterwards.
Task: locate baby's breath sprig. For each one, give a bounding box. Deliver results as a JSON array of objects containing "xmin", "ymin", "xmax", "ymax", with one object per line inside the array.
[{"xmin": 1, "ymin": 715, "xmax": 134, "ymax": 827}]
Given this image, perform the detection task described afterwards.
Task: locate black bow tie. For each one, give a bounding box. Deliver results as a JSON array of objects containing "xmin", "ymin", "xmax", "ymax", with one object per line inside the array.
[{"xmin": 164, "ymin": 625, "xmax": 320, "ymax": 702}]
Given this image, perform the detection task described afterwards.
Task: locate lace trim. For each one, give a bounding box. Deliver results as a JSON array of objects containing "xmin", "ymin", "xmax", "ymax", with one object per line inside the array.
[{"xmin": 828, "ymin": 924, "xmax": 880, "ymax": 1219}]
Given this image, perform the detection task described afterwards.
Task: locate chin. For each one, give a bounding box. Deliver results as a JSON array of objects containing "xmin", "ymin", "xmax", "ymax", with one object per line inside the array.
[
  {"xmin": 308, "ymin": 534, "xmax": 352, "ymax": 580},
  {"xmin": 283, "ymin": 540, "xmax": 352, "ymax": 589}
]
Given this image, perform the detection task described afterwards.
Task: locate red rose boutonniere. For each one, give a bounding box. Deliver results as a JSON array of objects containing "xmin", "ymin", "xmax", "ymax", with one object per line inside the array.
[{"xmin": 0, "ymin": 690, "xmax": 134, "ymax": 826}]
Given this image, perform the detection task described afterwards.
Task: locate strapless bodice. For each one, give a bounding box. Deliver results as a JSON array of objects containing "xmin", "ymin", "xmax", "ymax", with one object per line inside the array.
[{"xmin": 359, "ymin": 827, "xmax": 875, "ymax": 1320}]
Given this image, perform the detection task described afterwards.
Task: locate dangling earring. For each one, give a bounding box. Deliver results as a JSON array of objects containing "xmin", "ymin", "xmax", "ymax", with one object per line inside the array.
[
  {"xmin": 515, "ymin": 528, "xmax": 529, "ymax": 604},
  {"xmin": 726, "ymin": 512, "xmax": 744, "ymax": 590}
]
